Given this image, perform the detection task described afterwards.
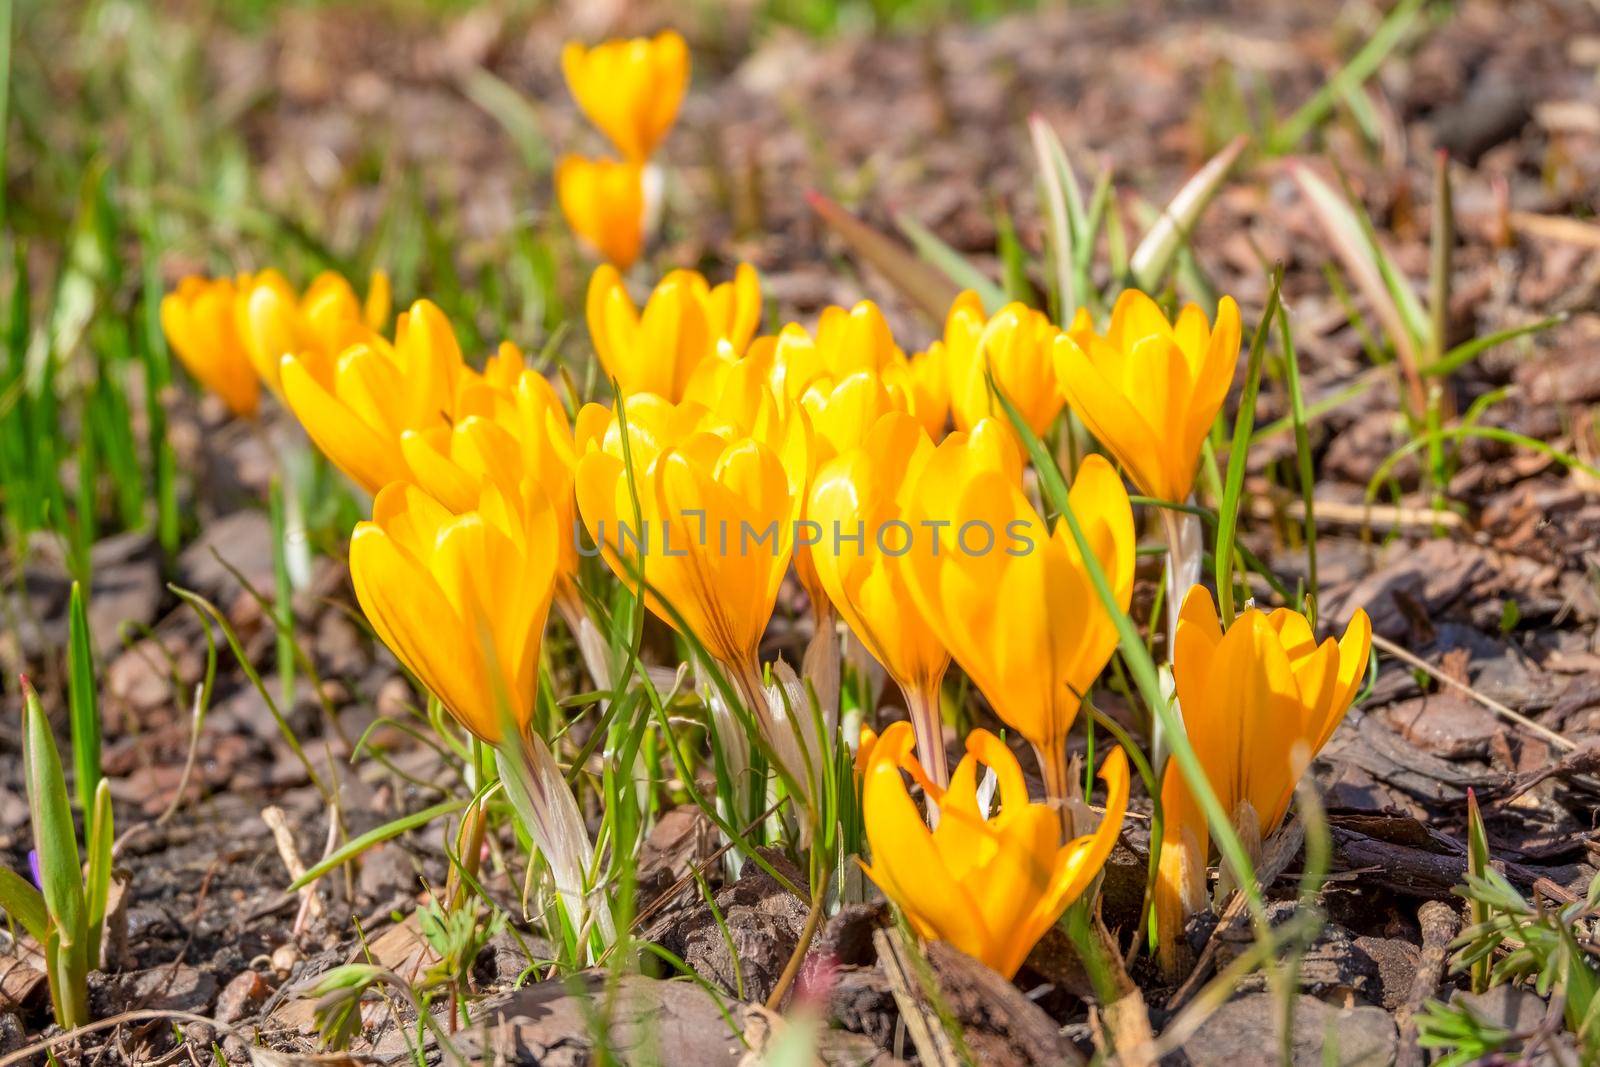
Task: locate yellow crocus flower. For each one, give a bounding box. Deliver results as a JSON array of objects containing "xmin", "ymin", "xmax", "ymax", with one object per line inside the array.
[
  {"xmin": 901, "ymin": 450, "xmax": 1133, "ymax": 818},
  {"xmin": 573, "ymin": 392, "xmax": 808, "ymax": 687},
  {"xmin": 861, "ymin": 721, "xmax": 1129, "ymax": 978},
  {"xmin": 1155, "ymin": 585, "xmax": 1371, "ymax": 971},
  {"xmin": 561, "ymin": 31, "xmax": 690, "ymax": 163},
  {"xmin": 349, "ymin": 478, "xmax": 558, "ymax": 745},
  {"xmin": 1054, "ymin": 289, "xmax": 1242, "ymax": 503},
  {"xmin": 806, "ymin": 413, "xmax": 943, "ymax": 778},
  {"xmin": 160, "ymin": 275, "xmax": 261, "ymax": 417},
  {"xmin": 586, "ymin": 262, "xmax": 761, "ymax": 401},
  {"xmin": 939, "ymin": 292, "xmax": 1064, "ymax": 437},
  {"xmin": 557, "ymin": 156, "xmax": 647, "ymax": 271},
  {"xmin": 237, "ymin": 269, "xmax": 389, "ymax": 396},
  {"xmin": 279, "ymin": 299, "xmax": 465, "ymax": 495},
  {"xmin": 886, "ymin": 344, "xmax": 951, "ymax": 439},
  {"xmin": 402, "ymin": 367, "xmax": 581, "ymax": 612}
]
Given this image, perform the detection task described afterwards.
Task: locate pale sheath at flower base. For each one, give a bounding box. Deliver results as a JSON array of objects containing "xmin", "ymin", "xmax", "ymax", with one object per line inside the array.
[
  {"xmin": 561, "ymin": 31, "xmax": 690, "ymax": 164},
  {"xmin": 1054, "ymin": 289, "xmax": 1242, "ymax": 504},
  {"xmin": 160, "ymin": 275, "xmax": 261, "ymax": 417},
  {"xmin": 279, "ymin": 299, "xmax": 466, "ymax": 495},
  {"xmin": 806, "ymin": 412, "xmax": 1018, "ymax": 787},
  {"xmin": 586, "ymin": 262, "xmax": 761, "ymax": 402},
  {"xmin": 349, "ymin": 479, "xmax": 558, "ymax": 746},
  {"xmin": 557, "ymin": 157, "xmax": 648, "ymax": 271},
  {"xmin": 901, "ymin": 449, "xmax": 1133, "ymax": 822},
  {"xmin": 1155, "ymin": 585, "xmax": 1372, "ymax": 972},
  {"xmin": 860, "ymin": 722, "xmax": 1129, "ymax": 979}
]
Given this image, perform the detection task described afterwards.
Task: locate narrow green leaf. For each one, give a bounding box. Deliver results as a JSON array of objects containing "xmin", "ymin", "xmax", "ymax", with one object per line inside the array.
[
  {"xmin": 1432, "ymin": 315, "xmax": 1564, "ymax": 379},
  {"xmin": 1130, "ymin": 134, "xmax": 1248, "ymax": 292},
  {"xmin": 1269, "ymin": 0, "xmax": 1427, "ymax": 153},
  {"xmin": 1215, "ymin": 270, "xmax": 1283, "ymax": 625},
  {"xmin": 894, "ymin": 214, "xmax": 1006, "ymax": 313},
  {"xmin": 0, "ymin": 867, "xmax": 47, "ymax": 944},
  {"xmin": 22, "ymin": 680, "xmax": 85, "ymax": 941},
  {"xmin": 1466, "ymin": 789, "xmax": 1489, "ymax": 994},
  {"xmin": 458, "ymin": 66, "xmax": 551, "ymax": 172},
  {"xmin": 290, "ymin": 798, "xmax": 469, "ymax": 892},
  {"xmin": 1277, "ymin": 306, "xmax": 1318, "ymax": 617},
  {"xmin": 66, "ymin": 582, "xmax": 101, "ymax": 815},
  {"xmin": 86, "ymin": 778, "xmax": 112, "ymax": 969}
]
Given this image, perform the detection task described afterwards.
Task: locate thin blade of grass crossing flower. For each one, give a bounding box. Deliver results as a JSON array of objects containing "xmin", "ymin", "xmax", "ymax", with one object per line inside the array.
[
  {"xmin": 22, "ymin": 678, "xmax": 89, "ymax": 1028},
  {"xmin": 66, "ymin": 582, "xmax": 101, "ymax": 815},
  {"xmin": 1215, "ymin": 270, "xmax": 1283, "ymax": 625},
  {"xmin": 806, "ymin": 191, "xmax": 959, "ymax": 323},
  {"xmin": 983, "ymin": 364, "xmax": 1275, "ymax": 948},
  {"xmin": 1130, "ymin": 135, "xmax": 1248, "ymax": 293}
]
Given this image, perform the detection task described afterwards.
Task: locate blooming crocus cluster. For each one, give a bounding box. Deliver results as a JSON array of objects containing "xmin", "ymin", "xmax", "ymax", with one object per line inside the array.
[
  {"xmin": 159, "ymin": 82, "xmax": 1383, "ymax": 990},
  {"xmin": 558, "ymin": 31, "xmax": 689, "ymax": 270}
]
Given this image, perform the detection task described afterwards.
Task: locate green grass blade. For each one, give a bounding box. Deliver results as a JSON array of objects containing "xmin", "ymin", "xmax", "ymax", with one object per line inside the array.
[
  {"xmin": 85, "ymin": 778, "xmax": 112, "ymax": 969},
  {"xmin": 0, "ymin": 867, "xmax": 47, "ymax": 944},
  {"xmin": 1215, "ymin": 270, "xmax": 1283, "ymax": 625},
  {"xmin": 1269, "ymin": 0, "xmax": 1427, "ymax": 153},
  {"xmin": 894, "ymin": 213, "xmax": 1006, "ymax": 313},
  {"xmin": 1432, "ymin": 315, "xmax": 1565, "ymax": 378},
  {"xmin": 66, "ymin": 581, "xmax": 101, "ymax": 814},
  {"xmin": 22, "ymin": 678, "xmax": 89, "ymax": 1027},
  {"xmin": 290, "ymin": 798, "xmax": 470, "ymax": 891},
  {"xmin": 1276, "ymin": 305, "xmax": 1318, "ymax": 617}
]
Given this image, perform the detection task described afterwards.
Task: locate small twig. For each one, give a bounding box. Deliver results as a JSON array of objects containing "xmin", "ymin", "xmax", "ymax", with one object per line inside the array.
[
  {"xmin": 873, "ymin": 928, "xmax": 962, "ymax": 1067},
  {"xmin": 1396, "ymin": 899, "xmax": 1461, "ymax": 1067},
  {"xmin": 157, "ymin": 683, "xmax": 208, "ymax": 827},
  {"xmin": 0, "ymin": 1009, "xmax": 246, "ymax": 1067},
  {"xmin": 1372, "ymin": 632, "xmax": 1576, "ymax": 752},
  {"xmin": 262, "ymin": 805, "xmax": 322, "ymax": 932}
]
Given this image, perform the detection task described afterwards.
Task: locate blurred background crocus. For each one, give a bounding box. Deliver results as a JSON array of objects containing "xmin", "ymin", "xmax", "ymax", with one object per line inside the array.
[
  {"xmin": 238, "ymin": 269, "xmax": 389, "ymax": 397},
  {"xmin": 902, "ymin": 451, "xmax": 1132, "ymax": 828},
  {"xmin": 860, "ymin": 722, "xmax": 1129, "ymax": 978},
  {"xmin": 1155, "ymin": 585, "xmax": 1371, "ymax": 974},
  {"xmin": 586, "ymin": 263, "xmax": 761, "ymax": 401},
  {"xmin": 557, "ymin": 157, "xmax": 649, "ymax": 271},
  {"xmin": 561, "ymin": 31, "xmax": 690, "ymax": 164},
  {"xmin": 160, "ymin": 275, "xmax": 261, "ymax": 418},
  {"xmin": 279, "ymin": 299, "xmax": 465, "ymax": 494}
]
